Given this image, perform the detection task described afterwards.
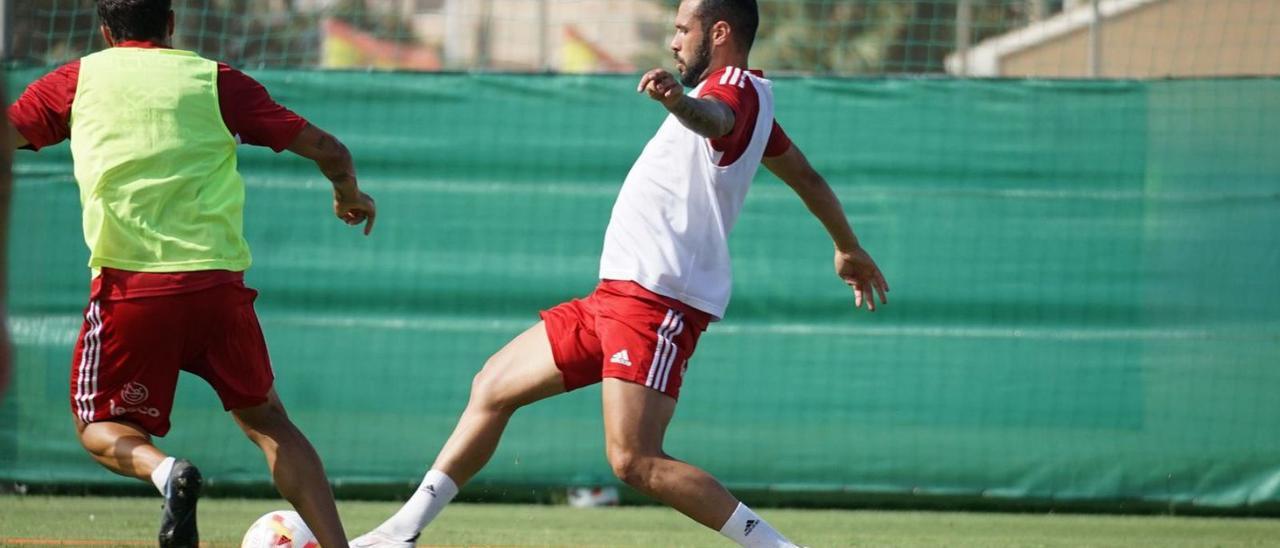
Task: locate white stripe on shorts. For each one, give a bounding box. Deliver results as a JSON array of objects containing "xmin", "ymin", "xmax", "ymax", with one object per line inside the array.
[
  {"xmin": 646, "ymin": 310, "xmax": 685, "ymax": 392},
  {"xmin": 74, "ymin": 302, "xmax": 91, "ymax": 421},
  {"xmin": 76, "ymin": 301, "xmax": 103, "ymax": 422},
  {"xmin": 89, "ymin": 301, "xmax": 102, "ymax": 420},
  {"xmin": 655, "ymin": 313, "xmax": 685, "ymax": 393},
  {"xmin": 645, "ymin": 310, "xmax": 677, "ymax": 388}
]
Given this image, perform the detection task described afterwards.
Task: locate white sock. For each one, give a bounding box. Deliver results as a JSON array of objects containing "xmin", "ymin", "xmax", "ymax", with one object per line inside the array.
[
  {"xmin": 375, "ymin": 469, "xmax": 459, "ymax": 540},
  {"xmin": 718, "ymin": 503, "xmax": 796, "ymax": 548},
  {"xmin": 150, "ymin": 457, "xmax": 176, "ymax": 495}
]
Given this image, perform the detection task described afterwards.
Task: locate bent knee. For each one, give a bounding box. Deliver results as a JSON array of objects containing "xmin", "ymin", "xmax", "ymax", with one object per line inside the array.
[
  {"xmin": 607, "ymin": 448, "xmax": 660, "ymax": 489},
  {"xmin": 232, "ymin": 398, "xmax": 292, "ymax": 434},
  {"xmin": 75, "ymin": 419, "xmax": 153, "ymax": 455},
  {"xmin": 469, "ymin": 356, "xmax": 520, "ymax": 412}
]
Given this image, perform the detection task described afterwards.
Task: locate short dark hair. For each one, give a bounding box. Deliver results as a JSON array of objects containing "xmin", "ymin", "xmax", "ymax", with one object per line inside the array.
[
  {"xmin": 695, "ymin": 0, "xmax": 759, "ymax": 51},
  {"xmin": 97, "ymin": 0, "xmax": 172, "ymax": 42}
]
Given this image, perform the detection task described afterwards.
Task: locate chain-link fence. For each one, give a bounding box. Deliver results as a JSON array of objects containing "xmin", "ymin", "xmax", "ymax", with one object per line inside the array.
[{"xmin": 8, "ymin": 0, "xmax": 1278, "ymax": 77}]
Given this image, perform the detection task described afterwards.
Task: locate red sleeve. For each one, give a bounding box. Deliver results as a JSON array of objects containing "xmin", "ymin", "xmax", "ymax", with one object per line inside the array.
[
  {"xmin": 764, "ymin": 119, "xmax": 792, "ymax": 158},
  {"xmin": 7, "ymin": 61, "xmax": 80, "ymax": 151},
  {"xmin": 698, "ymin": 67, "xmax": 772, "ymax": 167},
  {"xmin": 217, "ymin": 64, "xmax": 308, "ymax": 152}
]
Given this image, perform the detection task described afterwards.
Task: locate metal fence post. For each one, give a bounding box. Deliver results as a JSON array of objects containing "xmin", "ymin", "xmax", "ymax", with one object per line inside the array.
[
  {"xmin": 1089, "ymin": 0, "xmax": 1103, "ymax": 77},
  {"xmin": 0, "ymin": 0, "xmax": 10, "ymax": 62},
  {"xmin": 538, "ymin": 0, "xmax": 549, "ymax": 72},
  {"xmin": 956, "ymin": 0, "xmax": 973, "ymax": 76}
]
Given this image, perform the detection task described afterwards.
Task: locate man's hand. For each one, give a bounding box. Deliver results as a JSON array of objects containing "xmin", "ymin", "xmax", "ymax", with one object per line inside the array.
[
  {"xmin": 287, "ymin": 124, "xmax": 376, "ymax": 235},
  {"xmin": 764, "ymin": 145, "xmax": 888, "ymax": 312},
  {"xmin": 637, "ymin": 68, "xmax": 735, "ymax": 138},
  {"xmin": 836, "ymin": 246, "xmax": 889, "ymax": 312},
  {"xmin": 638, "ymin": 69, "xmax": 684, "ymax": 108},
  {"xmin": 334, "ymin": 183, "xmax": 376, "ymax": 236}
]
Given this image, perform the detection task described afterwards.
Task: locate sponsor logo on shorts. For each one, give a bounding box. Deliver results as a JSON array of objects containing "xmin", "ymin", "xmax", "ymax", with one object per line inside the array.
[
  {"xmin": 744, "ymin": 519, "xmax": 759, "ymax": 536},
  {"xmin": 610, "ymin": 349, "xmax": 632, "ymax": 367},
  {"xmin": 109, "ymin": 399, "xmax": 161, "ymax": 418},
  {"xmin": 121, "ymin": 382, "xmax": 149, "ymax": 405}
]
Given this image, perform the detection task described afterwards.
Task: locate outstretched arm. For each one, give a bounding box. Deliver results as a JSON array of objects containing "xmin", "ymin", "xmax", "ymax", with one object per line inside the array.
[
  {"xmin": 764, "ymin": 144, "xmax": 889, "ymax": 312},
  {"xmin": 637, "ymin": 69, "xmax": 735, "ymax": 139},
  {"xmin": 286, "ymin": 123, "xmax": 376, "ymax": 235}
]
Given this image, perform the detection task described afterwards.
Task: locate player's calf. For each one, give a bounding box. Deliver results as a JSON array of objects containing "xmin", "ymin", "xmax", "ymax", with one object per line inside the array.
[{"xmin": 233, "ymin": 391, "xmax": 349, "ymax": 547}]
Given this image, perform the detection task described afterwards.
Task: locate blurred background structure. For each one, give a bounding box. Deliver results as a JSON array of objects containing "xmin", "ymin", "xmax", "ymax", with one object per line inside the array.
[{"xmin": 8, "ymin": 0, "xmax": 1278, "ymax": 76}]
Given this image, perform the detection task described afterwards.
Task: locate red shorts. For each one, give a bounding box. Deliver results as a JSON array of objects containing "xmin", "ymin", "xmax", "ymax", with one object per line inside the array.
[
  {"xmin": 69, "ymin": 276, "xmax": 274, "ymax": 436},
  {"xmin": 540, "ymin": 280, "xmax": 711, "ymax": 400}
]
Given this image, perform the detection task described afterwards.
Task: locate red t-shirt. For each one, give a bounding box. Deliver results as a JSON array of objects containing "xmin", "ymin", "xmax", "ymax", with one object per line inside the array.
[
  {"xmin": 698, "ymin": 67, "xmax": 792, "ymax": 167},
  {"xmin": 8, "ymin": 41, "xmax": 308, "ymax": 152},
  {"xmin": 8, "ymin": 41, "xmax": 309, "ymax": 296}
]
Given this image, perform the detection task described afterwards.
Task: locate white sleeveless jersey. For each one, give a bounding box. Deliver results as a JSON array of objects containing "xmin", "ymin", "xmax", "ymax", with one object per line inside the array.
[{"xmin": 599, "ymin": 69, "xmax": 775, "ymax": 319}]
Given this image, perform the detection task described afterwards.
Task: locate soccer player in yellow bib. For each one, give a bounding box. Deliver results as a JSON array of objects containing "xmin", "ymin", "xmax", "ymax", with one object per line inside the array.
[{"xmin": 7, "ymin": 1, "xmax": 375, "ymax": 546}]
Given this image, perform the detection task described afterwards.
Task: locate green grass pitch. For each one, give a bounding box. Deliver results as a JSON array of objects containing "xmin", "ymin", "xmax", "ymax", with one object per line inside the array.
[{"xmin": 1, "ymin": 496, "xmax": 1278, "ymax": 547}]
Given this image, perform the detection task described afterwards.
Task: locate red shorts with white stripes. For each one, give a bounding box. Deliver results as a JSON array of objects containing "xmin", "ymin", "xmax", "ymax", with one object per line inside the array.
[
  {"xmin": 69, "ymin": 278, "xmax": 274, "ymax": 436},
  {"xmin": 540, "ymin": 280, "xmax": 711, "ymax": 400}
]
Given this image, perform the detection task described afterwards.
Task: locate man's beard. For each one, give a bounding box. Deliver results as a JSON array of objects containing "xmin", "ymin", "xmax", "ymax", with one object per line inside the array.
[{"xmin": 676, "ymin": 34, "xmax": 712, "ymax": 87}]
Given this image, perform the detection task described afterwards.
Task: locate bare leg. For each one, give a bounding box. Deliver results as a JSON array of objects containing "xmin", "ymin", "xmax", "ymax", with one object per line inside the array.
[
  {"xmin": 431, "ymin": 321, "xmax": 566, "ymax": 486},
  {"xmin": 602, "ymin": 378, "xmax": 740, "ymax": 529},
  {"xmin": 77, "ymin": 418, "xmax": 202, "ymax": 548},
  {"xmin": 75, "ymin": 418, "xmax": 167, "ymax": 480},
  {"xmin": 352, "ymin": 322, "xmax": 569, "ymax": 546},
  {"xmin": 232, "ymin": 389, "xmax": 347, "ymax": 548}
]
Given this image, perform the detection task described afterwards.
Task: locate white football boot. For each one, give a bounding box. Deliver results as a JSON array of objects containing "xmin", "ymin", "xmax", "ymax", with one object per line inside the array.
[{"xmin": 348, "ymin": 530, "xmax": 419, "ymax": 548}]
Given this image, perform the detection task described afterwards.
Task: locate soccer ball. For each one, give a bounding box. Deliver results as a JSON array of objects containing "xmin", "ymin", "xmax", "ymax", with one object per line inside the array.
[{"xmin": 241, "ymin": 510, "xmax": 318, "ymax": 548}]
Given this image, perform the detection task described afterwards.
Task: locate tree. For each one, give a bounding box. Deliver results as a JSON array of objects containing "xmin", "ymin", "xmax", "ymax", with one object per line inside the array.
[{"xmin": 649, "ymin": 0, "xmax": 1043, "ymax": 75}]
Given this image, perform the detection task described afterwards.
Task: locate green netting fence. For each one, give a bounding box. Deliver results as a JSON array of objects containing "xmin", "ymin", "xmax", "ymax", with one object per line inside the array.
[
  {"xmin": 4, "ymin": 0, "xmax": 1280, "ymax": 512},
  {"xmin": 10, "ymin": 1, "xmax": 1280, "ymax": 77},
  {"xmin": 4, "ymin": 67, "xmax": 1280, "ymax": 509}
]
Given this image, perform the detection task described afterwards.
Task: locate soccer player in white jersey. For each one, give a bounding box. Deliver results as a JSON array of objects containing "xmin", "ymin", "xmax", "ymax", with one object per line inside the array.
[{"xmin": 353, "ymin": 0, "xmax": 888, "ymax": 546}]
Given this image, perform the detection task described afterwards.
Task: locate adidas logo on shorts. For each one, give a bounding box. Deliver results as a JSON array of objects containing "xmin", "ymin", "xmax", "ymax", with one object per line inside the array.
[{"xmin": 610, "ymin": 349, "xmax": 632, "ymax": 366}]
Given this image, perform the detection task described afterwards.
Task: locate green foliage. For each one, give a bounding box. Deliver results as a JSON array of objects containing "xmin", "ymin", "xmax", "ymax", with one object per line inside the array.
[{"xmin": 653, "ymin": 0, "xmax": 1042, "ymax": 74}]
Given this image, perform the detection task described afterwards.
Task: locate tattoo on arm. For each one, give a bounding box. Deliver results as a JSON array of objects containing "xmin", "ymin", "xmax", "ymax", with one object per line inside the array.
[
  {"xmin": 668, "ymin": 96, "xmax": 735, "ymax": 139},
  {"xmin": 315, "ymin": 132, "xmax": 355, "ymax": 186}
]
